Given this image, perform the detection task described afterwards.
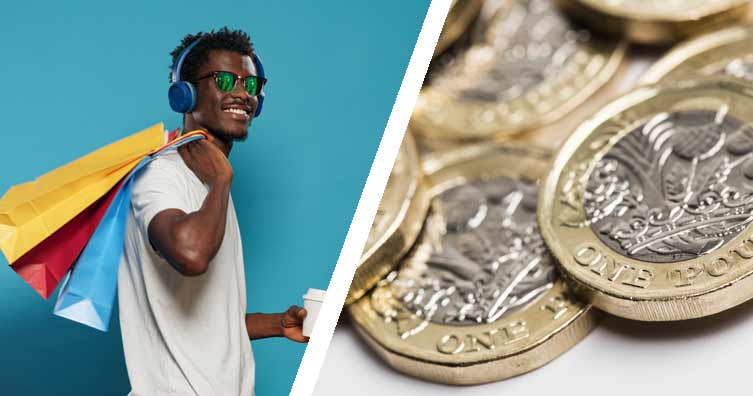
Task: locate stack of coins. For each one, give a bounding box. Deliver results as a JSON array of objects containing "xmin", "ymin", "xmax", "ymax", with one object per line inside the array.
[{"xmin": 345, "ymin": 0, "xmax": 753, "ymax": 385}]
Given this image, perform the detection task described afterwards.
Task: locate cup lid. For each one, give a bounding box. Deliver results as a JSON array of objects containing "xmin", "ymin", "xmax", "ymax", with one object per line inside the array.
[{"xmin": 303, "ymin": 288, "xmax": 326, "ymax": 300}]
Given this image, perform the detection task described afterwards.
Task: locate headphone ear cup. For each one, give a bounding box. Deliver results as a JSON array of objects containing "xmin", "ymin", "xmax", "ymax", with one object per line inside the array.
[
  {"xmin": 168, "ymin": 81, "xmax": 197, "ymax": 113},
  {"xmin": 254, "ymin": 94, "xmax": 264, "ymax": 117},
  {"xmin": 251, "ymin": 53, "xmax": 265, "ymax": 118}
]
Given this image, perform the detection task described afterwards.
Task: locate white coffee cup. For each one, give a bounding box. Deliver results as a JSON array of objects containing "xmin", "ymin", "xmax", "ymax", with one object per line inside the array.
[{"xmin": 302, "ymin": 288, "xmax": 326, "ymax": 337}]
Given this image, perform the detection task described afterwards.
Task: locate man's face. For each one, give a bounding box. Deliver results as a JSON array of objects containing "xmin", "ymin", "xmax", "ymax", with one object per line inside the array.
[{"xmin": 190, "ymin": 49, "xmax": 259, "ymax": 141}]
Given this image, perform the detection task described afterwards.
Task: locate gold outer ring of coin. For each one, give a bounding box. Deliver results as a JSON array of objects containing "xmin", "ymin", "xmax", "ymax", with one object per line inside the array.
[
  {"xmin": 350, "ymin": 143, "xmax": 599, "ymax": 385},
  {"xmin": 539, "ymin": 78, "xmax": 753, "ymax": 321},
  {"xmin": 554, "ymin": 0, "xmax": 752, "ymax": 45},
  {"xmin": 346, "ymin": 132, "xmax": 430, "ymax": 305},
  {"xmin": 641, "ymin": 24, "xmax": 753, "ymax": 84},
  {"xmin": 410, "ymin": 0, "xmax": 626, "ymax": 141},
  {"xmin": 433, "ymin": 0, "xmax": 483, "ymax": 59}
]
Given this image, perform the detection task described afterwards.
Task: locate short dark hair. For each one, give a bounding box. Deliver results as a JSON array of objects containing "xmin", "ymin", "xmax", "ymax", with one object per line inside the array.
[{"xmin": 168, "ymin": 27, "xmax": 254, "ymax": 83}]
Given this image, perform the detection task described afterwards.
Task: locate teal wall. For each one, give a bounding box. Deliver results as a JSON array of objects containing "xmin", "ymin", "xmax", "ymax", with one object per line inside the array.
[{"xmin": 0, "ymin": 1, "xmax": 428, "ymax": 395}]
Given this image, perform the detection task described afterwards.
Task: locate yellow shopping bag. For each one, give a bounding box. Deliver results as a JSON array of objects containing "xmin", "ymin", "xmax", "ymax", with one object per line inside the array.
[
  {"xmin": 0, "ymin": 123, "xmax": 166, "ymax": 210},
  {"xmin": 0, "ymin": 123, "xmax": 167, "ymax": 264}
]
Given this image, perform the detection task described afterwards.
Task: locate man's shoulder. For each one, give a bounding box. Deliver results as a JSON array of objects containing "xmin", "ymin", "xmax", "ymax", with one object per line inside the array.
[
  {"xmin": 134, "ymin": 150, "xmax": 193, "ymax": 187},
  {"xmin": 145, "ymin": 149, "xmax": 190, "ymax": 174}
]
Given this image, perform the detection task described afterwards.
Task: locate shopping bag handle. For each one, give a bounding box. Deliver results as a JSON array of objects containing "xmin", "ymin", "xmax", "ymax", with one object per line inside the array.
[{"xmin": 149, "ymin": 130, "xmax": 209, "ymax": 156}]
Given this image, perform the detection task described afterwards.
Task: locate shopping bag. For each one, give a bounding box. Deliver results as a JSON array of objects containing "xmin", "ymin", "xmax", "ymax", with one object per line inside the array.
[
  {"xmin": 0, "ymin": 123, "xmax": 167, "ymax": 264},
  {"xmin": 0, "ymin": 123, "xmax": 165, "ymax": 210},
  {"xmin": 12, "ymin": 179, "xmax": 125, "ymax": 299},
  {"xmin": 53, "ymin": 171, "xmax": 136, "ymax": 330},
  {"xmin": 0, "ymin": 157, "xmax": 141, "ymax": 264},
  {"xmin": 0, "ymin": 123, "xmax": 165, "ymax": 206},
  {"xmin": 53, "ymin": 132, "xmax": 206, "ymax": 331}
]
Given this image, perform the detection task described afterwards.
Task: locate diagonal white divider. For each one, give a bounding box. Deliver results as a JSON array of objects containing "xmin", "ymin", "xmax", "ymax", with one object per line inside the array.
[{"xmin": 289, "ymin": 1, "xmax": 452, "ymax": 395}]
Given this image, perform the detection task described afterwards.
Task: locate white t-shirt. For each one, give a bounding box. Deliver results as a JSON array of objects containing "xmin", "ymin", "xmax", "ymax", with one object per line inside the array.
[{"xmin": 118, "ymin": 149, "xmax": 254, "ymax": 395}]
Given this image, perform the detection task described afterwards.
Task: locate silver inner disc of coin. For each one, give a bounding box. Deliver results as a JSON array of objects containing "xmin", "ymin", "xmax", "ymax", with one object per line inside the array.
[
  {"xmin": 430, "ymin": 0, "xmax": 590, "ymax": 103},
  {"xmin": 393, "ymin": 176, "xmax": 556, "ymax": 325},
  {"xmin": 585, "ymin": 109, "xmax": 753, "ymax": 263}
]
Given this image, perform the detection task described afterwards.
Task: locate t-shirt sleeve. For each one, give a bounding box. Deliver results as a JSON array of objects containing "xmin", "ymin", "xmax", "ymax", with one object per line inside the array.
[{"xmin": 131, "ymin": 158, "xmax": 193, "ymax": 239}]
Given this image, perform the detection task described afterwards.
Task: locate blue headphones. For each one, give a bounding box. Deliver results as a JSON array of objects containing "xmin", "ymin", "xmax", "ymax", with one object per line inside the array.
[{"xmin": 168, "ymin": 38, "xmax": 266, "ymax": 117}]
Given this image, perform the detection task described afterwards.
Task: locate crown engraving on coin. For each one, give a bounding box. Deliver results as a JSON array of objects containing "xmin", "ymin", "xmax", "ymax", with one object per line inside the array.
[
  {"xmin": 431, "ymin": 0, "xmax": 590, "ymax": 105},
  {"xmin": 582, "ymin": 109, "xmax": 753, "ymax": 263},
  {"xmin": 374, "ymin": 177, "xmax": 556, "ymax": 332}
]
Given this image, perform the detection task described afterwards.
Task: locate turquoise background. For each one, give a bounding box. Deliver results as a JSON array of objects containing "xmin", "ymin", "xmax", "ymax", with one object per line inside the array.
[{"xmin": 0, "ymin": 1, "xmax": 428, "ymax": 395}]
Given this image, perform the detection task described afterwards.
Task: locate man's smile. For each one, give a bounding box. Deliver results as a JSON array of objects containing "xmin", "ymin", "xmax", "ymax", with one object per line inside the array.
[{"xmin": 222, "ymin": 103, "xmax": 252, "ymax": 121}]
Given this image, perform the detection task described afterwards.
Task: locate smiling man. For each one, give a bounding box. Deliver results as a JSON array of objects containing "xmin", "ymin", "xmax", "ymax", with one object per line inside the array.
[{"xmin": 117, "ymin": 28, "xmax": 307, "ymax": 396}]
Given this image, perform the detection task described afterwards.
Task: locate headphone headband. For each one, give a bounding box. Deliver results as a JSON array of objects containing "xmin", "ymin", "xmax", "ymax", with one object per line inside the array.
[{"xmin": 171, "ymin": 38, "xmax": 202, "ymax": 83}]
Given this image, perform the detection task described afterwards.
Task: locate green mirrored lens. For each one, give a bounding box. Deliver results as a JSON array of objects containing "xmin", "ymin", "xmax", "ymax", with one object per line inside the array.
[
  {"xmin": 245, "ymin": 77, "xmax": 259, "ymax": 95},
  {"xmin": 215, "ymin": 72, "xmax": 235, "ymax": 92}
]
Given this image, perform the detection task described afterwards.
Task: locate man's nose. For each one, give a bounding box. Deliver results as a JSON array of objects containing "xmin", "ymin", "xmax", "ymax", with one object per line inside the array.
[
  {"xmin": 230, "ymin": 84, "xmax": 257, "ymax": 113},
  {"xmin": 230, "ymin": 82, "xmax": 252, "ymax": 100}
]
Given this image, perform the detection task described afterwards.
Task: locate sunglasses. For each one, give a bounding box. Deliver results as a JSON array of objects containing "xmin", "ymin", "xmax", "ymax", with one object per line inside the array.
[{"xmin": 195, "ymin": 71, "xmax": 266, "ymax": 96}]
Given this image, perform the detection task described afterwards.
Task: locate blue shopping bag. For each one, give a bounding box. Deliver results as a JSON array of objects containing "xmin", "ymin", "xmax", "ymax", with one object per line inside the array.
[{"xmin": 53, "ymin": 133, "xmax": 205, "ymax": 331}]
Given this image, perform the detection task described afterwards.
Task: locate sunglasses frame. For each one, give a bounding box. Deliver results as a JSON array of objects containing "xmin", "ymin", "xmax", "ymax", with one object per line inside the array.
[{"xmin": 195, "ymin": 70, "xmax": 267, "ymax": 96}]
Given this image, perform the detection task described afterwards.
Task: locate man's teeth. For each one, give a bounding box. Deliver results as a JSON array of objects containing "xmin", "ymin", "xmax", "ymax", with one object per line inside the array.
[{"xmin": 224, "ymin": 108, "xmax": 247, "ymax": 115}]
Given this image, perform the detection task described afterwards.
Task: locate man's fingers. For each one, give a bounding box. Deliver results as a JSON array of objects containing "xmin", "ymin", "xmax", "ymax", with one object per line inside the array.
[
  {"xmin": 193, "ymin": 139, "xmax": 209, "ymax": 154},
  {"xmin": 290, "ymin": 333, "xmax": 309, "ymax": 343},
  {"xmin": 281, "ymin": 307, "xmax": 311, "ymax": 342},
  {"xmin": 185, "ymin": 140, "xmax": 198, "ymax": 156},
  {"xmin": 196, "ymin": 139, "xmax": 220, "ymax": 158},
  {"xmin": 179, "ymin": 141, "xmax": 198, "ymax": 164},
  {"xmin": 192, "ymin": 140, "xmax": 215, "ymax": 161},
  {"xmin": 282, "ymin": 306, "xmax": 306, "ymax": 327}
]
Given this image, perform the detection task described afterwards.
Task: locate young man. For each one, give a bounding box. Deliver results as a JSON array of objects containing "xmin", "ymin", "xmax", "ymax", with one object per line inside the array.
[{"xmin": 118, "ymin": 28, "xmax": 307, "ymax": 395}]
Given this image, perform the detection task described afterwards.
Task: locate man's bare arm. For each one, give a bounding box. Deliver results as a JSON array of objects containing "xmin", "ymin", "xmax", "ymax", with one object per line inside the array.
[
  {"xmin": 246, "ymin": 306, "xmax": 308, "ymax": 342},
  {"xmin": 147, "ymin": 139, "xmax": 234, "ymax": 276}
]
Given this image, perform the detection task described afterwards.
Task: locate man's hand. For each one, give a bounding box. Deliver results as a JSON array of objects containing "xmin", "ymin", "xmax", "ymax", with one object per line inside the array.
[
  {"xmin": 280, "ymin": 305, "xmax": 309, "ymax": 343},
  {"xmin": 178, "ymin": 138, "xmax": 234, "ymax": 187}
]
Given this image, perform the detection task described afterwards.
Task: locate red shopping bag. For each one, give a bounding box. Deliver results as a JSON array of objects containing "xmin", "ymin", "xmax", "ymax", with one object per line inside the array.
[{"xmin": 11, "ymin": 179, "xmax": 125, "ymax": 299}]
